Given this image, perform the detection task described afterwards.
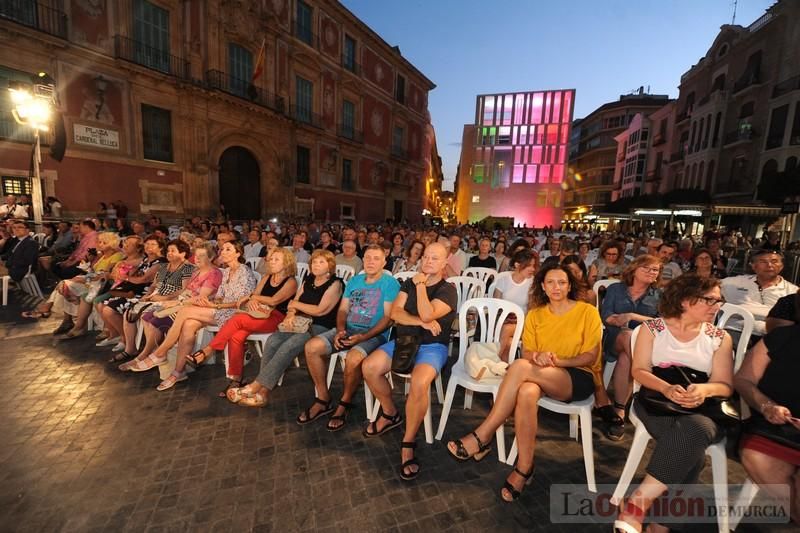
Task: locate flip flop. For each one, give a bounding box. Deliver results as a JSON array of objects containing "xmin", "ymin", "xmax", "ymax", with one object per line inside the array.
[{"xmin": 59, "ymin": 328, "xmax": 89, "ymax": 340}]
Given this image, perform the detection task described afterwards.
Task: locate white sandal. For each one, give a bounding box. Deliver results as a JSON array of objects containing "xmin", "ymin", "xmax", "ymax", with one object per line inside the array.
[{"xmin": 156, "ymin": 370, "xmax": 187, "ymax": 391}]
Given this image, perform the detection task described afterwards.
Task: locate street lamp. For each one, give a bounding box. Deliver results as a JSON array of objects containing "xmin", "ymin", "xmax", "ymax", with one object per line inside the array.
[{"xmin": 8, "ymin": 76, "xmax": 53, "ymax": 229}]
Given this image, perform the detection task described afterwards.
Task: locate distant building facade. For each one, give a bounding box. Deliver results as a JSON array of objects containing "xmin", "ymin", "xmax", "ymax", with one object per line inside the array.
[
  {"xmin": 0, "ymin": 0, "xmax": 436, "ymax": 222},
  {"xmin": 455, "ymin": 89, "xmax": 575, "ymax": 227}
]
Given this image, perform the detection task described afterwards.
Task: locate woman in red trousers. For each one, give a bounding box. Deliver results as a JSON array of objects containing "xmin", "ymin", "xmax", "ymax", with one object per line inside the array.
[{"xmin": 159, "ymin": 247, "xmax": 298, "ymax": 395}]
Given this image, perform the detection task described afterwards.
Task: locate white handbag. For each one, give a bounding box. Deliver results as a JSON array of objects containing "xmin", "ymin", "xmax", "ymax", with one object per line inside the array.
[{"xmin": 465, "ymin": 342, "xmax": 509, "ymax": 381}]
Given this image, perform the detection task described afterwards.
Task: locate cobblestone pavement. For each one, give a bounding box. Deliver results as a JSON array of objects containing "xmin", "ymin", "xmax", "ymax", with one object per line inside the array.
[{"xmin": 0, "ymin": 290, "xmax": 794, "ymax": 532}]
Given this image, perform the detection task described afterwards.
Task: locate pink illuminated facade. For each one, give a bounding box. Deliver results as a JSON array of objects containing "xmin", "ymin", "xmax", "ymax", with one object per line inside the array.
[{"xmin": 456, "ymin": 89, "xmax": 575, "ymax": 227}]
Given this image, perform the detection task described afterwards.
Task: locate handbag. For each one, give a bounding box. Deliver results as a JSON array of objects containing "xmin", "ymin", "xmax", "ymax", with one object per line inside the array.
[
  {"xmin": 638, "ymin": 365, "xmax": 740, "ymax": 424},
  {"xmin": 126, "ymin": 302, "xmax": 153, "ymax": 323},
  {"xmin": 465, "ymin": 342, "xmax": 508, "ymax": 381},
  {"xmin": 277, "ymin": 315, "xmax": 312, "ymax": 333},
  {"xmin": 391, "ymin": 326, "xmax": 421, "ymax": 375}
]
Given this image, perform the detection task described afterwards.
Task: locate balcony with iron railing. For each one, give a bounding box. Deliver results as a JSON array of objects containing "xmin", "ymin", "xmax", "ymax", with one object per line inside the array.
[
  {"xmin": 292, "ymin": 20, "xmax": 316, "ymax": 48},
  {"xmin": 289, "ymin": 105, "xmax": 323, "ymax": 129},
  {"xmin": 773, "ymin": 74, "xmax": 800, "ymax": 99},
  {"xmin": 205, "ymin": 70, "xmax": 284, "ymax": 113},
  {"xmin": 723, "ymin": 128, "xmax": 757, "ymax": 146},
  {"xmin": 341, "ymin": 55, "xmax": 360, "ymax": 76},
  {"xmin": 114, "ymin": 35, "xmax": 189, "ymax": 79},
  {"xmin": 337, "ymin": 124, "xmax": 363, "ymax": 143},
  {"xmin": 391, "ymin": 144, "xmax": 409, "ymax": 161},
  {"xmin": 733, "ymin": 70, "xmax": 761, "ymax": 94},
  {"xmin": 0, "ymin": 1, "xmax": 67, "ymax": 39}
]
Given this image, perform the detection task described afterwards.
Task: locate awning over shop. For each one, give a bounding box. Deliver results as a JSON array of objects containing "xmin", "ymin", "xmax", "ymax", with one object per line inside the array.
[{"xmin": 712, "ymin": 205, "xmax": 781, "ymax": 217}]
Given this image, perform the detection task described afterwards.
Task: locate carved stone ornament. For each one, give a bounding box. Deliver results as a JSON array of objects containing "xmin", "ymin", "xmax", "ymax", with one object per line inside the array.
[
  {"xmin": 324, "ymin": 25, "xmax": 336, "ymax": 47},
  {"xmin": 271, "ymin": 0, "xmax": 285, "ymax": 13},
  {"xmin": 411, "ymin": 131, "xmax": 418, "ymax": 150},
  {"xmin": 370, "ymin": 109, "xmax": 384, "ymax": 137},
  {"xmin": 222, "ymin": 0, "xmax": 259, "ymax": 40},
  {"xmin": 374, "ymin": 63, "xmax": 384, "ymax": 83}
]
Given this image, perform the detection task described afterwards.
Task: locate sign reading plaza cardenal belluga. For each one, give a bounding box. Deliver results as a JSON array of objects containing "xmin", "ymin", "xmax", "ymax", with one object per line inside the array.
[{"xmin": 72, "ymin": 124, "xmax": 120, "ymax": 150}]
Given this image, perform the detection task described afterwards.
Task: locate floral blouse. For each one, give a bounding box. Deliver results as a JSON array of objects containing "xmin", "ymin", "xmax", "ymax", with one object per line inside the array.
[{"xmin": 213, "ymin": 265, "xmax": 258, "ymax": 325}]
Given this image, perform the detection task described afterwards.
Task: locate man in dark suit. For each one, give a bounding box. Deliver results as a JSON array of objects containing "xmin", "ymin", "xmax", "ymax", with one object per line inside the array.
[{"xmin": 0, "ymin": 220, "xmax": 39, "ymax": 282}]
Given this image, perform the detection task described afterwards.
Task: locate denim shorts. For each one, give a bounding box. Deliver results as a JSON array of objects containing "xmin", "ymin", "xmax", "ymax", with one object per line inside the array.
[
  {"xmin": 317, "ymin": 327, "xmax": 388, "ymax": 357},
  {"xmin": 379, "ymin": 340, "xmax": 448, "ymax": 373}
]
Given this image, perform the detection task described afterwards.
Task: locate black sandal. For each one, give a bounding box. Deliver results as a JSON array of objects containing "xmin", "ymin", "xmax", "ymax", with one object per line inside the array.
[
  {"xmin": 109, "ymin": 351, "xmax": 137, "ymax": 363},
  {"xmin": 296, "ymin": 397, "xmax": 335, "ymax": 425},
  {"xmin": 604, "ymin": 402, "xmax": 627, "ymax": 441},
  {"xmin": 447, "ymin": 430, "xmax": 492, "ymax": 462},
  {"xmin": 218, "ymin": 379, "xmax": 243, "ymax": 398},
  {"xmin": 399, "ymin": 441, "xmax": 419, "ymax": 481},
  {"xmin": 326, "ymin": 400, "xmax": 355, "ymax": 432},
  {"xmin": 362, "ymin": 407, "xmax": 403, "ymax": 438},
  {"xmin": 185, "ymin": 348, "xmax": 210, "ymax": 369},
  {"xmin": 501, "ymin": 466, "xmax": 535, "ymax": 502}
]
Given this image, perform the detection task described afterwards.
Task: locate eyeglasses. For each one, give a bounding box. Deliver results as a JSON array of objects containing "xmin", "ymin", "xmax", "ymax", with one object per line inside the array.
[
  {"xmin": 699, "ymin": 296, "xmax": 725, "ymax": 306},
  {"xmin": 640, "ymin": 266, "xmax": 661, "ymax": 274}
]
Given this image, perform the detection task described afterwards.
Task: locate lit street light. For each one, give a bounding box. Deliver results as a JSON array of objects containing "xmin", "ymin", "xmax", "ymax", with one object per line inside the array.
[{"xmin": 8, "ymin": 74, "xmax": 54, "ymax": 229}]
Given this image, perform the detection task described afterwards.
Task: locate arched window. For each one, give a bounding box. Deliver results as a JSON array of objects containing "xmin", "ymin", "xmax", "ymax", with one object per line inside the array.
[
  {"xmin": 785, "ymin": 156, "xmax": 798, "ymax": 173},
  {"xmin": 761, "ymin": 159, "xmax": 779, "ymax": 179},
  {"xmin": 706, "ymin": 160, "xmax": 715, "ymax": 192},
  {"xmin": 698, "ymin": 161, "xmax": 705, "ymax": 190}
]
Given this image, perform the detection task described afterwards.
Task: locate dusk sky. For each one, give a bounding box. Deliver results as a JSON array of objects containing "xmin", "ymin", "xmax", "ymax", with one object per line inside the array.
[{"xmin": 340, "ymin": 0, "xmax": 774, "ymax": 191}]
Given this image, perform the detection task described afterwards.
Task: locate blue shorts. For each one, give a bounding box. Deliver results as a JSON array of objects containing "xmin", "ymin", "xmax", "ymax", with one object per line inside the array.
[{"xmin": 379, "ymin": 340, "xmax": 448, "ymax": 373}]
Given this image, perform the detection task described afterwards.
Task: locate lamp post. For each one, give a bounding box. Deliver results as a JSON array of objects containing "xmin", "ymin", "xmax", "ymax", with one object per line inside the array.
[{"xmin": 8, "ymin": 77, "xmax": 53, "ymax": 230}]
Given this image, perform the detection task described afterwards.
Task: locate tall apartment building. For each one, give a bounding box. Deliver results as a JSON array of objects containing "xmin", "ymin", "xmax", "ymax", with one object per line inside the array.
[
  {"xmin": 670, "ymin": 0, "xmax": 800, "ymax": 222},
  {"xmin": 564, "ymin": 92, "xmax": 670, "ymax": 221},
  {"xmin": 0, "ymin": 0, "xmax": 437, "ymax": 222},
  {"xmin": 455, "ymin": 89, "xmax": 575, "ymax": 228}
]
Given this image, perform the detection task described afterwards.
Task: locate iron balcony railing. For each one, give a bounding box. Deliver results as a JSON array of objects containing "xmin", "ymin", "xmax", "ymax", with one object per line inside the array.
[
  {"xmin": 0, "ymin": 0, "xmax": 67, "ymax": 39},
  {"xmin": 723, "ymin": 128, "xmax": 757, "ymax": 145},
  {"xmin": 341, "ymin": 54, "xmax": 360, "ymax": 75},
  {"xmin": 733, "ymin": 70, "xmax": 761, "ymax": 94},
  {"xmin": 391, "ymin": 145, "xmax": 409, "ymax": 160},
  {"xmin": 289, "ymin": 105, "xmax": 324, "ymax": 129},
  {"xmin": 292, "ymin": 20, "xmax": 316, "ymax": 47},
  {"xmin": 337, "ymin": 124, "xmax": 363, "ymax": 143},
  {"xmin": 114, "ymin": 35, "xmax": 189, "ymax": 79},
  {"xmin": 205, "ymin": 70, "xmax": 285, "ymax": 113},
  {"xmin": 772, "ymin": 74, "xmax": 800, "ymax": 99}
]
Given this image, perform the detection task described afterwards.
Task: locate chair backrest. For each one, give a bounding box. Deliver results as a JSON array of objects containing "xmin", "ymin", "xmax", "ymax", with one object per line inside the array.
[
  {"xmin": 33, "ymin": 233, "xmax": 46, "ymax": 245},
  {"xmin": 168, "ymin": 226, "xmax": 181, "ymax": 240},
  {"xmin": 457, "ymin": 297, "xmax": 525, "ymax": 365},
  {"xmin": 394, "ymin": 271, "xmax": 416, "ymax": 283},
  {"xmin": 463, "ymin": 267, "xmax": 497, "ymax": 295},
  {"xmin": 245, "ymin": 257, "xmax": 262, "ymax": 270},
  {"xmin": 447, "ymin": 276, "xmax": 487, "ymax": 310},
  {"xmin": 296, "ymin": 262, "xmax": 309, "ymax": 286},
  {"xmin": 717, "ymin": 302, "xmax": 755, "ymax": 372},
  {"xmin": 487, "ymin": 281, "xmax": 497, "ymax": 298},
  {"xmin": 336, "ymin": 264, "xmax": 355, "ymax": 283},
  {"xmin": 252, "ymin": 271, "xmax": 262, "ymax": 284},
  {"xmin": 725, "ymin": 258, "xmax": 738, "ymax": 274},
  {"xmin": 592, "ymin": 278, "xmax": 620, "ymax": 310}
]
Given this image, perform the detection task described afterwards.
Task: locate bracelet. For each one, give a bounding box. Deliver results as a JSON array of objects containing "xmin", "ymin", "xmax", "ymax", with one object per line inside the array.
[
  {"xmin": 415, "ymin": 281, "xmax": 425, "ymax": 286},
  {"xmin": 760, "ymin": 399, "xmax": 774, "ymax": 413}
]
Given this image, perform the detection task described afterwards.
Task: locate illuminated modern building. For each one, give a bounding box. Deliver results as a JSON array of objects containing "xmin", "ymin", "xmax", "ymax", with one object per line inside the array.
[{"xmin": 455, "ymin": 89, "xmax": 575, "ymax": 227}]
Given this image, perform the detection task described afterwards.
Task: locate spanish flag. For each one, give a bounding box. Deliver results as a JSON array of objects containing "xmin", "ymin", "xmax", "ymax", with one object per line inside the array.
[{"xmin": 248, "ymin": 38, "xmax": 266, "ymax": 100}]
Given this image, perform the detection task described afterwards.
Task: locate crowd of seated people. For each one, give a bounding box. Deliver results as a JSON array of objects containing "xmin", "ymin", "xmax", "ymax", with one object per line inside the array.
[{"xmin": 6, "ymin": 212, "xmax": 800, "ymax": 528}]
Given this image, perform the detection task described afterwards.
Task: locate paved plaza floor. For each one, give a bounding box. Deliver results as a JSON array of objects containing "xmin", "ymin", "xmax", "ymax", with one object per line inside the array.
[{"xmin": 0, "ymin": 290, "xmax": 794, "ymax": 532}]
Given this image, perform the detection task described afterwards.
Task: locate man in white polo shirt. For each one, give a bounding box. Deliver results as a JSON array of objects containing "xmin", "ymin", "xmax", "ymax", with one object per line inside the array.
[{"xmin": 721, "ymin": 249, "xmax": 798, "ymax": 345}]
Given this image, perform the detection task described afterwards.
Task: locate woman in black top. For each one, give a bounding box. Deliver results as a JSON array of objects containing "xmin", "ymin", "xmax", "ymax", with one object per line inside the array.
[
  {"xmin": 735, "ymin": 321, "xmax": 800, "ymax": 524},
  {"xmin": 361, "ymin": 242, "xmax": 457, "ymax": 481},
  {"xmin": 225, "ymin": 250, "xmax": 343, "ymax": 407},
  {"xmin": 185, "ymin": 248, "xmax": 299, "ymax": 395},
  {"xmin": 468, "ymin": 238, "xmax": 498, "ymax": 269}
]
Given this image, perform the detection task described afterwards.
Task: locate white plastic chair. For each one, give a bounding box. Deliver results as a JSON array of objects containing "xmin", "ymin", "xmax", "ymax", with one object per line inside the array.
[
  {"xmin": 435, "ymin": 298, "xmax": 524, "ymax": 462},
  {"xmin": 725, "ymin": 258, "xmax": 738, "ymax": 275},
  {"xmin": 463, "ymin": 267, "xmax": 497, "ymax": 295},
  {"xmin": 594, "ymin": 278, "xmax": 620, "ymax": 388},
  {"xmin": 729, "ymin": 478, "xmax": 760, "ymax": 531},
  {"xmin": 335, "ymin": 264, "xmax": 355, "ymax": 283},
  {"xmin": 446, "ymin": 276, "xmax": 487, "ymax": 358},
  {"xmin": 296, "ymin": 262, "xmax": 309, "ymax": 286},
  {"xmin": 393, "ymin": 271, "xmax": 416, "ymax": 283},
  {"xmin": 371, "ymin": 370, "xmax": 442, "ymax": 444},
  {"xmin": 245, "ymin": 257, "xmax": 262, "ymax": 271},
  {"xmin": 716, "ymin": 303, "xmax": 755, "ymax": 374},
  {"xmin": 609, "ymin": 319, "xmax": 753, "ymax": 532},
  {"xmin": 1, "ymin": 275, "xmax": 9, "ymax": 306}
]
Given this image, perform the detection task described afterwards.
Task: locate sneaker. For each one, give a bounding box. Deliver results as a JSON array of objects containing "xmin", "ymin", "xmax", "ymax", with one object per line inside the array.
[
  {"xmin": 95, "ymin": 332, "xmax": 109, "ymax": 341},
  {"xmin": 112, "ymin": 342, "xmax": 126, "ymax": 352},
  {"xmin": 96, "ymin": 336, "xmax": 121, "ymax": 347}
]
